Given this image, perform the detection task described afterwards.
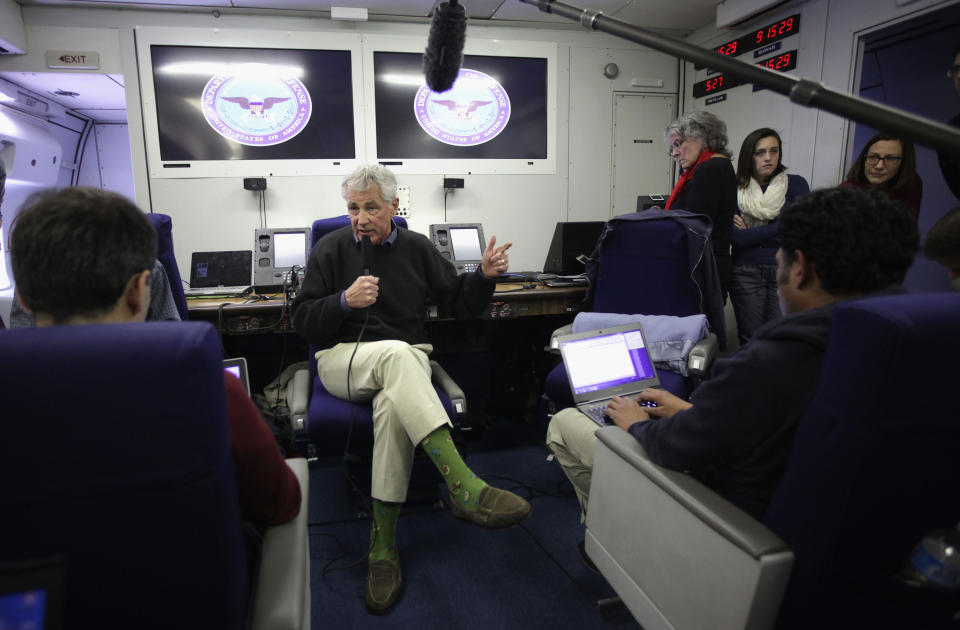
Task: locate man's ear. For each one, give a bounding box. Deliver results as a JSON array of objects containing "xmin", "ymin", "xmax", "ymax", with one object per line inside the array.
[
  {"xmin": 121, "ymin": 269, "xmax": 152, "ymax": 319},
  {"xmin": 390, "ymin": 197, "xmax": 399, "ymax": 216},
  {"xmin": 792, "ymin": 250, "xmax": 817, "ymax": 289},
  {"xmin": 14, "ymin": 289, "xmax": 33, "ymax": 315}
]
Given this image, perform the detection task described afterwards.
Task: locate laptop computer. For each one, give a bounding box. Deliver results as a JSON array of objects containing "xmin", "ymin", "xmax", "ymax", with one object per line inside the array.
[
  {"xmin": 184, "ymin": 251, "xmax": 253, "ymax": 297},
  {"xmin": 222, "ymin": 357, "xmax": 251, "ymax": 395},
  {"xmin": 557, "ymin": 322, "xmax": 661, "ymax": 426}
]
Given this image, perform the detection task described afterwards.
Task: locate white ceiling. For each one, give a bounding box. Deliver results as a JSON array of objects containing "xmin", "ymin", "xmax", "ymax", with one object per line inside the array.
[{"xmin": 4, "ymin": 0, "xmax": 720, "ymax": 121}]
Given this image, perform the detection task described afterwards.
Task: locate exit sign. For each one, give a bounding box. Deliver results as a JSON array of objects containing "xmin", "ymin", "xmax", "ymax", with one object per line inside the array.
[{"xmin": 46, "ymin": 51, "xmax": 100, "ymax": 70}]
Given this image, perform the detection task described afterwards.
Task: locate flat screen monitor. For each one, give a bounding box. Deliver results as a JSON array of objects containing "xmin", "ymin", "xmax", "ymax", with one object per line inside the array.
[
  {"xmin": 150, "ymin": 45, "xmax": 355, "ymax": 162},
  {"xmin": 254, "ymin": 227, "xmax": 311, "ymax": 289},
  {"xmin": 429, "ymin": 223, "xmax": 486, "ymax": 274},
  {"xmin": 374, "ymin": 51, "xmax": 547, "ymax": 161},
  {"xmin": 273, "ymin": 232, "xmax": 307, "ymax": 269},
  {"xmin": 135, "ymin": 27, "xmax": 363, "ymax": 178}
]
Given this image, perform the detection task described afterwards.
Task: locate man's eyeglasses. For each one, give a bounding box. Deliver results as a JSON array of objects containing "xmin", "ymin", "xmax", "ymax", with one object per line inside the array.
[
  {"xmin": 865, "ymin": 154, "xmax": 902, "ymax": 166},
  {"xmin": 948, "ymin": 65, "xmax": 960, "ymax": 79}
]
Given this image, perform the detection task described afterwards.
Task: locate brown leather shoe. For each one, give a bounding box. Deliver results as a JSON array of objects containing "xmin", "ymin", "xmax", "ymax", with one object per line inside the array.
[
  {"xmin": 365, "ymin": 558, "xmax": 402, "ymax": 613},
  {"xmin": 449, "ymin": 485, "xmax": 532, "ymax": 528}
]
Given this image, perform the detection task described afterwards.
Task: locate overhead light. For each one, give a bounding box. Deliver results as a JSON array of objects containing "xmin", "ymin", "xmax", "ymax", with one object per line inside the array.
[
  {"xmin": 0, "ymin": 91, "xmax": 14, "ymax": 103},
  {"xmin": 331, "ymin": 6, "xmax": 368, "ymax": 21}
]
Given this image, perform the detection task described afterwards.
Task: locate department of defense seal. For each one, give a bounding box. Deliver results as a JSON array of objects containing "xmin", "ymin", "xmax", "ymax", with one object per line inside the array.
[
  {"xmin": 202, "ymin": 72, "xmax": 312, "ymax": 147},
  {"xmin": 414, "ymin": 69, "xmax": 511, "ymax": 147}
]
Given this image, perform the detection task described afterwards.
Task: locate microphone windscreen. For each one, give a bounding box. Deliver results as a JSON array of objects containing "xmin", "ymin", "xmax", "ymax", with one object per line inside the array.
[
  {"xmin": 423, "ymin": 1, "xmax": 467, "ymax": 93},
  {"xmin": 361, "ymin": 235, "xmax": 373, "ymax": 275}
]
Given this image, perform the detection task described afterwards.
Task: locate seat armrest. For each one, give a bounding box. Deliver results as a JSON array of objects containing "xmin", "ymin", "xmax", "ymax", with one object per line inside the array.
[
  {"xmin": 593, "ymin": 427, "xmax": 785, "ymax": 556},
  {"xmin": 687, "ymin": 332, "xmax": 718, "ymax": 377},
  {"xmin": 547, "ymin": 323, "xmax": 574, "ymax": 353},
  {"xmin": 430, "ymin": 360, "xmax": 467, "ymax": 417},
  {"xmin": 586, "ymin": 428, "xmax": 791, "ymax": 630},
  {"xmin": 251, "ymin": 458, "xmax": 310, "ymax": 630},
  {"xmin": 287, "ymin": 369, "xmax": 311, "ymax": 434}
]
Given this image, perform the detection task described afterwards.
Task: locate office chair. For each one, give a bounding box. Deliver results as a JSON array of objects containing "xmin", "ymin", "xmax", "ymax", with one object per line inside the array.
[
  {"xmin": 146, "ymin": 212, "xmax": 189, "ymax": 321},
  {"xmin": 0, "ymin": 321, "xmax": 310, "ymax": 630},
  {"xmin": 542, "ymin": 209, "xmax": 724, "ymax": 408},
  {"xmin": 289, "ymin": 215, "xmax": 466, "ymax": 503},
  {"xmin": 583, "ymin": 292, "xmax": 960, "ymax": 630}
]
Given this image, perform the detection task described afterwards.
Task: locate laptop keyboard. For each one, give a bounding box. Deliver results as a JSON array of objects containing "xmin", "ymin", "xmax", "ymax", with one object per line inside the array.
[{"xmin": 583, "ymin": 405, "xmax": 612, "ymax": 425}]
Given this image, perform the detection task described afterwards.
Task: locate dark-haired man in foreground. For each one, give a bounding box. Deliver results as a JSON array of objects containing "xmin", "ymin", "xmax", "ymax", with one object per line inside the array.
[
  {"xmin": 547, "ymin": 187, "xmax": 920, "ymax": 538},
  {"xmin": 10, "ymin": 186, "xmax": 300, "ymax": 529}
]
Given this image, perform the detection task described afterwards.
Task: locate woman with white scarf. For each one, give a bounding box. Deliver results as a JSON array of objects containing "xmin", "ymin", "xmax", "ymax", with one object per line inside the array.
[{"xmin": 730, "ymin": 128, "xmax": 809, "ymax": 346}]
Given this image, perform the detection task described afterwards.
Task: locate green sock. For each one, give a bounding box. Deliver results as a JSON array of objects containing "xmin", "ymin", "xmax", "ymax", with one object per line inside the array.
[
  {"xmin": 369, "ymin": 499, "xmax": 401, "ymax": 563},
  {"xmin": 421, "ymin": 426, "xmax": 488, "ymax": 510}
]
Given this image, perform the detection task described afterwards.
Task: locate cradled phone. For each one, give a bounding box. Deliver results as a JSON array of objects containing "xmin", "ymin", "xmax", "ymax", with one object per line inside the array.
[{"xmin": 429, "ymin": 223, "xmax": 487, "ymax": 274}]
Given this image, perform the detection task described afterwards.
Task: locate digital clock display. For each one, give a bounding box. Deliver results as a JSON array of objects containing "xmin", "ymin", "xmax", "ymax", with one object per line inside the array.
[
  {"xmin": 693, "ymin": 50, "xmax": 798, "ymax": 98},
  {"xmin": 695, "ymin": 14, "xmax": 800, "ymax": 69}
]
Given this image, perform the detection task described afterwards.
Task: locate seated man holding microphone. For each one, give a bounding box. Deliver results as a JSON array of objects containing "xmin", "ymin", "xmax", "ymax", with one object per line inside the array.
[{"xmin": 290, "ymin": 164, "xmax": 529, "ymax": 613}]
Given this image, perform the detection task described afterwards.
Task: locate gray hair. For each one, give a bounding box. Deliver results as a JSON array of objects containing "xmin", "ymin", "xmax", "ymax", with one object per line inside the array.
[
  {"xmin": 341, "ymin": 164, "xmax": 397, "ymax": 203},
  {"xmin": 665, "ymin": 111, "xmax": 730, "ymax": 156}
]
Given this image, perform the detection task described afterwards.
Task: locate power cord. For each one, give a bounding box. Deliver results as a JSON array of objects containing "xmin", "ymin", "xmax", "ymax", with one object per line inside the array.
[{"xmin": 320, "ymin": 302, "xmax": 378, "ymax": 577}]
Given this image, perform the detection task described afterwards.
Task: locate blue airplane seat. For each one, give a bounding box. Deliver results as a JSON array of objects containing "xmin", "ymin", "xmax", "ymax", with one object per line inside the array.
[
  {"xmin": 543, "ymin": 210, "xmax": 724, "ymax": 409},
  {"xmin": 0, "ymin": 321, "xmax": 310, "ymax": 630},
  {"xmin": 146, "ymin": 212, "xmax": 189, "ymax": 321}
]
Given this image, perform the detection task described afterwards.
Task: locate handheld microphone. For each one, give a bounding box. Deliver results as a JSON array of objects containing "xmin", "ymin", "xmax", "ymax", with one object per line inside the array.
[
  {"xmin": 423, "ymin": 0, "xmax": 467, "ymax": 93},
  {"xmin": 361, "ymin": 235, "xmax": 373, "ymax": 276}
]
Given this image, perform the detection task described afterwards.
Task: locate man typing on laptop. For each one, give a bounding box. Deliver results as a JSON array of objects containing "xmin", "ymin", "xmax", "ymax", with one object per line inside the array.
[{"xmin": 547, "ymin": 187, "xmax": 919, "ymax": 536}]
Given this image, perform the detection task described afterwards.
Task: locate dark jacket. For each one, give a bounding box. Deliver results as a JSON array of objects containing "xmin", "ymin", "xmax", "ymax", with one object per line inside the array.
[
  {"xmin": 668, "ymin": 157, "xmax": 737, "ymax": 293},
  {"xmin": 584, "ymin": 208, "xmax": 727, "ymax": 348},
  {"xmin": 628, "ymin": 301, "xmax": 835, "ymax": 518},
  {"xmin": 291, "ymin": 225, "xmax": 495, "ymax": 349}
]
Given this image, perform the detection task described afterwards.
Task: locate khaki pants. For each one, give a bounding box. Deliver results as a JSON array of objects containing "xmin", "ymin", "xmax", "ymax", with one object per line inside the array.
[
  {"xmin": 545, "ymin": 407, "xmax": 601, "ymax": 522},
  {"xmin": 316, "ymin": 340, "xmax": 452, "ymax": 503}
]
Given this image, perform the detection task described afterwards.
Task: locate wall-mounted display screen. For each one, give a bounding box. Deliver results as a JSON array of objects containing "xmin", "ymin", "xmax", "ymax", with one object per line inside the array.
[
  {"xmin": 693, "ymin": 50, "xmax": 798, "ymax": 98},
  {"xmin": 373, "ymin": 51, "xmax": 547, "ymax": 160},
  {"xmin": 150, "ymin": 45, "xmax": 355, "ymax": 162}
]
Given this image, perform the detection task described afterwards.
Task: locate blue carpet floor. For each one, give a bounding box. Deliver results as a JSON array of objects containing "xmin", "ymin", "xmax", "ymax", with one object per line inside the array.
[{"xmin": 305, "ymin": 420, "xmax": 641, "ymax": 628}]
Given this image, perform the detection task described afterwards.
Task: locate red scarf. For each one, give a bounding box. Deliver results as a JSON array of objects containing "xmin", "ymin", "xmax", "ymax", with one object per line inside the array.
[{"xmin": 665, "ymin": 149, "xmax": 717, "ymax": 209}]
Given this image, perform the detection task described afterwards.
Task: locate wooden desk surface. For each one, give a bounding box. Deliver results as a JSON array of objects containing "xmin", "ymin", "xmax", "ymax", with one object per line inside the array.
[{"xmin": 186, "ymin": 283, "xmax": 587, "ymax": 319}]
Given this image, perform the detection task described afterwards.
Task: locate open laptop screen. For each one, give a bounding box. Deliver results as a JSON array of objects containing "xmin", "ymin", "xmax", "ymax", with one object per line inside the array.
[{"xmin": 560, "ymin": 329, "xmax": 655, "ymax": 396}]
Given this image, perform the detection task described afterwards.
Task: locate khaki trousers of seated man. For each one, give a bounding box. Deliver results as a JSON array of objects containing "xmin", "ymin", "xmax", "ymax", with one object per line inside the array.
[
  {"xmin": 316, "ymin": 339, "xmax": 452, "ymax": 503},
  {"xmin": 546, "ymin": 407, "xmax": 602, "ymax": 523}
]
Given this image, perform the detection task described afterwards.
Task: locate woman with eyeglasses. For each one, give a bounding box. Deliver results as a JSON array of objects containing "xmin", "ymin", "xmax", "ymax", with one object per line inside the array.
[
  {"xmin": 842, "ymin": 132, "xmax": 923, "ymax": 222},
  {"xmin": 730, "ymin": 128, "xmax": 809, "ymax": 345},
  {"xmin": 664, "ymin": 110, "xmax": 737, "ymax": 296}
]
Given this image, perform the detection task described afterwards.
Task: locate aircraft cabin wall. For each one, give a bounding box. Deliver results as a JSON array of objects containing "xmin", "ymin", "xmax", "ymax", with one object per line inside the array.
[{"xmin": 0, "ymin": 0, "xmax": 957, "ymax": 298}]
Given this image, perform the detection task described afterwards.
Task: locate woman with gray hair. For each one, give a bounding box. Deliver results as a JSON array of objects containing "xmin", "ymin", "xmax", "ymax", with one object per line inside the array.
[{"xmin": 663, "ymin": 110, "xmax": 737, "ymax": 296}]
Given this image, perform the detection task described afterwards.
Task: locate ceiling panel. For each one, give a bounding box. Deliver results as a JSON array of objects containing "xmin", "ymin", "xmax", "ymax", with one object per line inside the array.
[
  {"xmin": 611, "ymin": 0, "xmax": 717, "ymax": 32},
  {"xmin": 227, "ymin": 0, "xmax": 435, "ymax": 16},
  {"xmin": 0, "ymin": 71, "xmax": 126, "ymax": 121},
  {"xmin": 492, "ymin": 0, "xmax": 632, "ymax": 24}
]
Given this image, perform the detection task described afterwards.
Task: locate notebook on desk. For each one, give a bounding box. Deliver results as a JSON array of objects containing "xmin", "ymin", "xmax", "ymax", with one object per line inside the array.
[
  {"xmin": 557, "ymin": 322, "xmax": 660, "ymax": 426},
  {"xmin": 184, "ymin": 251, "xmax": 253, "ymax": 297}
]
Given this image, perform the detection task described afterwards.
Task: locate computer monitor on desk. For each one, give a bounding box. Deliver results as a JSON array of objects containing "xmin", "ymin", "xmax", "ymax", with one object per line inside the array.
[
  {"xmin": 542, "ymin": 221, "xmax": 605, "ymax": 276},
  {"xmin": 429, "ymin": 223, "xmax": 486, "ymax": 274},
  {"xmin": 253, "ymin": 227, "xmax": 311, "ymax": 292}
]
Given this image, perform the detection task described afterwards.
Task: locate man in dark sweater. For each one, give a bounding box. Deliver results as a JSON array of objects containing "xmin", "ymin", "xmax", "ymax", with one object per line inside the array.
[
  {"xmin": 291, "ymin": 164, "xmax": 529, "ymax": 613},
  {"xmin": 547, "ymin": 187, "xmax": 919, "ymax": 525}
]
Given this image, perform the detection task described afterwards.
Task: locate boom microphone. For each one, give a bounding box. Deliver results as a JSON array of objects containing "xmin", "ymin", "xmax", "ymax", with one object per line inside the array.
[
  {"xmin": 361, "ymin": 235, "xmax": 373, "ymax": 276},
  {"xmin": 423, "ymin": 0, "xmax": 467, "ymax": 93}
]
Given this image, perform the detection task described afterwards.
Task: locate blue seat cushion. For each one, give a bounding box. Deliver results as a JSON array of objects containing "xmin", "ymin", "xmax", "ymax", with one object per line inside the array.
[{"xmin": 306, "ymin": 375, "xmax": 457, "ymax": 458}]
